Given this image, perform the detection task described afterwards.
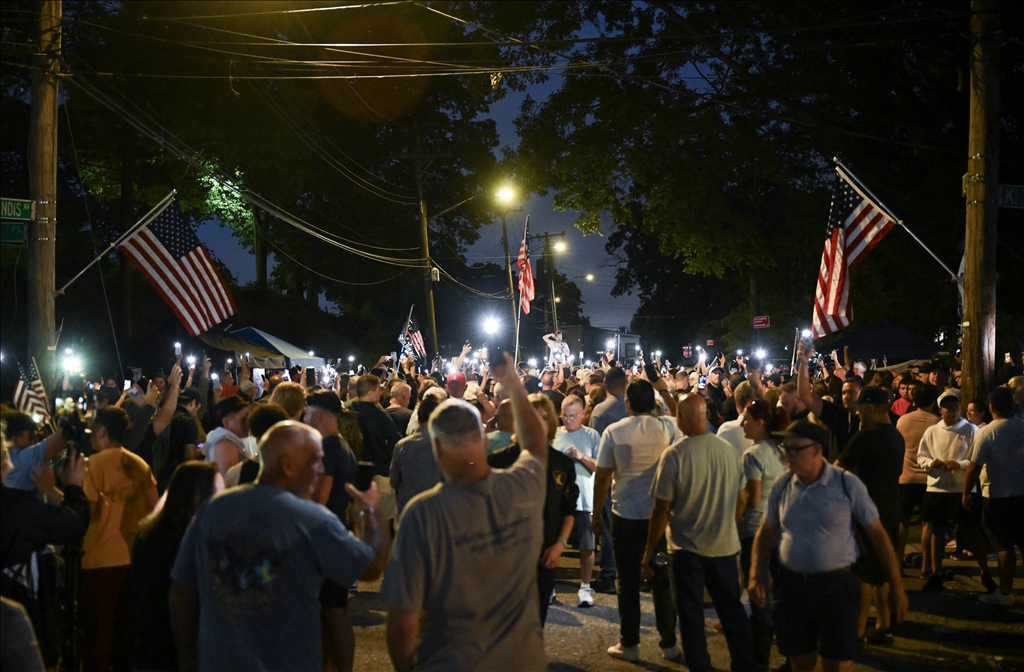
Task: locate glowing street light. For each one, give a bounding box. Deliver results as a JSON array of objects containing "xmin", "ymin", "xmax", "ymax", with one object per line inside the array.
[
  {"xmin": 496, "ymin": 186, "xmax": 515, "ymax": 203},
  {"xmin": 554, "ymin": 297, "xmax": 561, "ymax": 303},
  {"xmin": 483, "ymin": 316, "xmax": 500, "ymax": 335},
  {"xmin": 585, "ymin": 273, "xmax": 594, "ymax": 281},
  {"xmin": 553, "ymin": 241, "xmax": 566, "ymax": 252}
]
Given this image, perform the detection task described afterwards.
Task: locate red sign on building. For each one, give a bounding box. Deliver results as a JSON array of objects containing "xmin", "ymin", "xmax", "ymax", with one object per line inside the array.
[{"xmin": 753, "ymin": 315, "xmax": 771, "ymax": 329}]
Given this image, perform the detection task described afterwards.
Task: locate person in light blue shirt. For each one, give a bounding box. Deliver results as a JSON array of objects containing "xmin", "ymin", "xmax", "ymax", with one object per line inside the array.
[
  {"xmin": 486, "ymin": 399, "xmax": 514, "ymax": 455},
  {"xmin": 749, "ymin": 419, "xmax": 908, "ymax": 672},
  {"xmin": 553, "ymin": 394, "xmax": 601, "ymax": 607},
  {"xmin": 2, "ymin": 412, "xmax": 67, "ymax": 491}
]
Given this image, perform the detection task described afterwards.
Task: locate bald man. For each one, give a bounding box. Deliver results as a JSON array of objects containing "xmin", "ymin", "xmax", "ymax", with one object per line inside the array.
[
  {"xmin": 169, "ymin": 422, "xmax": 388, "ymax": 672},
  {"xmin": 645, "ymin": 394, "xmax": 756, "ymax": 672}
]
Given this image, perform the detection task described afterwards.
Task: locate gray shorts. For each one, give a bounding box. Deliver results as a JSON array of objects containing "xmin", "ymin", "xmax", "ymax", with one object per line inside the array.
[{"xmin": 571, "ymin": 511, "xmax": 596, "ymax": 551}]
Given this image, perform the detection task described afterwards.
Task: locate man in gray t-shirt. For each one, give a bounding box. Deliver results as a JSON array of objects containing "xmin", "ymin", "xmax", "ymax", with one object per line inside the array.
[
  {"xmin": 383, "ymin": 355, "xmax": 550, "ymax": 672},
  {"xmin": 169, "ymin": 422, "xmax": 385, "ymax": 672},
  {"xmin": 645, "ymin": 394, "xmax": 754, "ymax": 672}
]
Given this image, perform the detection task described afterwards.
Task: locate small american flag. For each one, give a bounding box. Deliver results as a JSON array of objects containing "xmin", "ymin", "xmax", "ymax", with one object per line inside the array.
[
  {"xmin": 14, "ymin": 359, "xmax": 50, "ymax": 422},
  {"xmin": 120, "ymin": 201, "xmax": 237, "ymax": 336},
  {"xmin": 400, "ymin": 306, "xmax": 427, "ymax": 360},
  {"xmin": 516, "ymin": 220, "xmax": 535, "ymax": 315},
  {"xmin": 812, "ymin": 167, "xmax": 895, "ymax": 339}
]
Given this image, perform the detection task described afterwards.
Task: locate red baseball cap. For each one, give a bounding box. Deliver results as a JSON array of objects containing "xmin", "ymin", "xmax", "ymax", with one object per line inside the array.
[{"xmin": 446, "ymin": 372, "xmax": 467, "ymax": 387}]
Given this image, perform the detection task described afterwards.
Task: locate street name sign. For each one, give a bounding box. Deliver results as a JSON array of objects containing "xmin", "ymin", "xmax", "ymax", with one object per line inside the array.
[
  {"xmin": 1, "ymin": 198, "xmax": 35, "ymax": 221},
  {"xmin": 753, "ymin": 315, "xmax": 771, "ymax": 329},
  {"xmin": 1001, "ymin": 184, "xmax": 1023, "ymax": 209}
]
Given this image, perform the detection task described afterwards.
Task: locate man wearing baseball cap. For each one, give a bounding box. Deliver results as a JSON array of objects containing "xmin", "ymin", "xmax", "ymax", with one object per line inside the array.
[
  {"xmin": 445, "ymin": 372, "xmax": 468, "ymax": 400},
  {"xmin": 749, "ymin": 419, "xmax": 907, "ymax": 672},
  {"xmin": 836, "ymin": 386, "xmax": 905, "ymax": 644}
]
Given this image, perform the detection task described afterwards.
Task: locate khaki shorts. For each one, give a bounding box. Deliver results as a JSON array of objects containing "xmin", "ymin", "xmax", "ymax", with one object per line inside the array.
[{"xmin": 372, "ymin": 474, "xmax": 398, "ymax": 521}]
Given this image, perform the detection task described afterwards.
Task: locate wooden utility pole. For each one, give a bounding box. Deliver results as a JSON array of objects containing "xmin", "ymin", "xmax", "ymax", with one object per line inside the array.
[
  {"xmin": 962, "ymin": 0, "xmax": 999, "ymax": 403},
  {"xmin": 535, "ymin": 231, "xmax": 565, "ymax": 332},
  {"xmin": 411, "ymin": 158, "xmax": 439, "ymax": 359},
  {"xmin": 27, "ymin": 0, "xmax": 61, "ymax": 379}
]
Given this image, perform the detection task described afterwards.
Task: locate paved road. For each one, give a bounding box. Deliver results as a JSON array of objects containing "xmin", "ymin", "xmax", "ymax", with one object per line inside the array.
[{"xmin": 349, "ymin": 539, "xmax": 1023, "ymax": 671}]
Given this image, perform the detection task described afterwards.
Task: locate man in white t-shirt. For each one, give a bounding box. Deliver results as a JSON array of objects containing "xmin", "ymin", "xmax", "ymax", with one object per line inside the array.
[
  {"xmin": 383, "ymin": 354, "xmax": 550, "ymax": 672},
  {"xmin": 716, "ymin": 381, "xmax": 760, "ymax": 459},
  {"xmin": 592, "ymin": 380, "xmax": 680, "ymax": 663},
  {"xmin": 553, "ymin": 395, "xmax": 602, "ymax": 607}
]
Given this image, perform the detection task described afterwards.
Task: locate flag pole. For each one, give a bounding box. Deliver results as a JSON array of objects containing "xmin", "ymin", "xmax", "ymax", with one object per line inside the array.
[
  {"xmin": 31, "ymin": 355, "xmax": 55, "ymax": 430},
  {"xmin": 512, "ymin": 216, "xmax": 530, "ymax": 366},
  {"xmin": 833, "ymin": 159, "xmax": 959, "ymax": 281},
  {"xmin": 55, "ymin": 190, "xmax": 177, "ymax": 296}
]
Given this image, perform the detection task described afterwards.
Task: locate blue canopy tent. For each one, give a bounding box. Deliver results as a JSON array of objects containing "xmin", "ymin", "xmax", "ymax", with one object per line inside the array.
[{"xmin": 230, "ymin": 327, "xmax": 325, "ymax": 369}]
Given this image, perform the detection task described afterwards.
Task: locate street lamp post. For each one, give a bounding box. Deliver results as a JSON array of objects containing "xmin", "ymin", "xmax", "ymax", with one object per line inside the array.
[{"xmin": 496, "ymin": 187, "xmax": 520, "ymax": 352}]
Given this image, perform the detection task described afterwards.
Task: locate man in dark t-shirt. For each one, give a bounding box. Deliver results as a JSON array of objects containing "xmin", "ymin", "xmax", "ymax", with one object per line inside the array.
[{"xmin": 837, "ymin": 386, "xmax": 904, "ymax": 642}]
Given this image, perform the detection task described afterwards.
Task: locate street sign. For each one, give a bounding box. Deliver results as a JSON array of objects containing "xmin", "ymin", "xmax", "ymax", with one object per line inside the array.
[
  {"xmin": 0, "ymin": 221, "xmax": 26, "ymax": 243},
  {"xmin": 1001, "ymin": 184, "xmax": 1023, "ymax": 209},
  {"xmin": 1, "ymin": 198, "xmax": 34, "ymax": 221},
  {"xmin": 753, "ymin": 315, "xmax": 771, "ymax": 329},
  {"xmin": 706, "ymin": 340, "xmax": 714, "ymax": 346}
]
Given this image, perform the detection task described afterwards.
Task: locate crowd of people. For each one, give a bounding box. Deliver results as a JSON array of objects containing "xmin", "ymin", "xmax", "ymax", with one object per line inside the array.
[{"xmin": 1, "ymin": 339, "xmax": 1022, "ymax": 672}]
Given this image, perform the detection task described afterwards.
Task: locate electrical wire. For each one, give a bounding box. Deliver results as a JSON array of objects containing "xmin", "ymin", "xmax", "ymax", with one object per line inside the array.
[
  {"xmin": 63, "ymin": 73, "xmax": 429, "ymax": 268},
  {"xmin": 264, "ymin": 237, "xmax": 413, "ymax": 285}
]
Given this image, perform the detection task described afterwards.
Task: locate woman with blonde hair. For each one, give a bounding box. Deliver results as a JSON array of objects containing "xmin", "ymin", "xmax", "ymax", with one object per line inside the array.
[{"xmin": 269, "ymin": 382, "xmax": 306, "ymax": 420}]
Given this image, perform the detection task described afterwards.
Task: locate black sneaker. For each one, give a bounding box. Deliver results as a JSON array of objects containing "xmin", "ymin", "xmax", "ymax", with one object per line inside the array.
[
  {"xmin": 981, "ymin": 573, "xmax": 999, "ymax": 594},
  {"xmin": 591, "ymin": 579, "xmax": 617, "ymax": 595},
  {"xmin": 922, "ymin": 574, "xmax": 944, "ymax": 592}
]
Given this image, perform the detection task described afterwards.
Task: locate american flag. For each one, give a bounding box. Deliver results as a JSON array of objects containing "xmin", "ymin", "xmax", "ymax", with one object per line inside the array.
[
  {"xmin": 399, "ymin": 306, "xmax": 427, "ymax": 360},
  {"xmin": 120, "ymin": 201, "xmax": 237, "ymax": 336},
  {"xmin": 516, "ymin": 221, "xmax": 535, "ymax": 314},
  {"xmin": 812, "ymin": 167, "xmax": 896, "ymax": 338},
  {"xmin": 13, "ymin": 359, "xmax": 50, "ymax": 422}
]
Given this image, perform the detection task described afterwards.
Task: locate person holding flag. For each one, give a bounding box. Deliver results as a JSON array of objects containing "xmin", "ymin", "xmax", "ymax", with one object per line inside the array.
[{"xmin": 4, "ymin": 359, "xmax": 66, "ymax": 492}]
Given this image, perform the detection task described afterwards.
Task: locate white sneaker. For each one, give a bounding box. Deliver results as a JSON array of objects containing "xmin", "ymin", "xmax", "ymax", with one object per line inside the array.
[
  {"xmin": 979, "ymin": 591, "xmax": 1014, "ymax": 606},
  {"xmin": 549, "ymin": 589, "xmax": 558, "ymax": 605},
  {"xmin": 662, "ymin": 645, "xmax": 681, "ymax": 660},
  {"xmin": 607, "ymin": 643, "xmax": 640, "ymax": 662},
  {"xmin": 577, "ymin": 585, "xmax": 595, "ymax": 608}
]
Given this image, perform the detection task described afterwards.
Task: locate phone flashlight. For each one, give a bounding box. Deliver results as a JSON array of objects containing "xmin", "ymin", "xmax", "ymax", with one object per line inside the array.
[
  {"xmin": 123, "ymin": 380, "xmax": 131, "ymax": 391},
  {"xmin": 174, "ymin": 342, "xmax": 182, "ymax": 356}
]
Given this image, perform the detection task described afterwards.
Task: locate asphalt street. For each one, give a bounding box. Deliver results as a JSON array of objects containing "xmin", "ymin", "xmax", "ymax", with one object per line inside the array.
[{"xmin": 348, "ymin": 530, "xmax": 1024, "ymax": 671}]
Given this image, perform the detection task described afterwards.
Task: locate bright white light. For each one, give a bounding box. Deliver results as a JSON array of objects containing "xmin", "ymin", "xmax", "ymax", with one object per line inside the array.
[
  {"xmin": 308, "ymin": 350, "xmax": 315, "ymax": 356},
  {"xmin": 801, "ymin": 329, "xmax": 812, "ymax": 338},
  {"xmin": 245, "ymin": 352, "xmax": 250, "ymax": 358},
  {"xmin": 32, "ymin": 413, "xmax": 43, "ymax": 424},
  {"xmin": 64, "ymin": 356, "xmax": 82, "ymax": 373},
  {"xmin": 173, "ymin": 342, "xmax": 180, "ymax": 350},
  {"xmin": 756, "ymin": 349, "xmax": 767, "ymax": 359},
  {"xmin": 635, "ymin": 344, "xmax": 641, "ymax": 351},
  {"xmin": 65, "ymin": 347, "xmax": 73, "ymax": 355},
  {"xmin": 737, "ymin": 349, "xmax": 743, "ymax": 355},
  {"xmin": 585, "ymin": 274, "xmax": 594, "ymax": 281},
  {"xmin": 348, "ymin": 356, "xmax": 355, "ymax": 362},
  {"xmin": 554, "ymin": 241, "xmax": 566, "ymax": 252},
  {"xmin": 655, "ymin": 350, "xmax": 662, "ymax": 357},
  {"xmin": 496, "ymin": 186, "xmax": 515, "ymax": 203},
  {"xmin": 699, "ymin": 353, "xmax": 707, "ymax": 362},
  {"xmin": 483, "ymin": 317, "xmax": 500, "ymax": 335},
  {"xmin": 212, "ymin": 373, "xmax": 219, "ymax": 380},
  {"xmin": 227, "ymin": 358, "xmax": 233, "ymax": 364},
  {"xmin": 528, "ymin": 358, "xmax": 537, "ymax": 367},
  {"xmin": 187, "ymin": 356, "xmax": 196, "ymax": 364},
  {"xmin": 554, "ymin": 297, "xmax": 561, "ymax": 303},
  {"xmin": 606, "ymin": 339, "xmax": 616, "ymax": 350},
  {"xmin": 585, "ymin": 359, "xmax": 592, "ymax": 366}
]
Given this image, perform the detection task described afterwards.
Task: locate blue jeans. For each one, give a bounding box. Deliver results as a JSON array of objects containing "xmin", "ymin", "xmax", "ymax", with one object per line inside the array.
[
  {"xmin": 598, "ymin": 496, "xmax": 617, "ymax": 581},
  {"xmin": 671, "ymin": 550, "xmax": 757, "ymax": 672},
  {"xmin": 611, "ymin": 515, "xmax": 676, "ymax": 649}
]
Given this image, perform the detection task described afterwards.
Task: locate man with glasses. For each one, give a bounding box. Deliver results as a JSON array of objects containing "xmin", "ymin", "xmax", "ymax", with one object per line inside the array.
[
  {"xmin": 554, "ymin": 395, "xmax": 602, "ymax": 607},
  {"xmin": 749, "ymin": 420, "xmax": 908, "ymax": 672}
]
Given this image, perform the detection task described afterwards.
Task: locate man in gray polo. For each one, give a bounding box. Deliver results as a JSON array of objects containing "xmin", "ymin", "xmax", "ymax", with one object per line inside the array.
[{"xmin": 749, "ymin": 420, "xmax": 908, "ymax": 672}]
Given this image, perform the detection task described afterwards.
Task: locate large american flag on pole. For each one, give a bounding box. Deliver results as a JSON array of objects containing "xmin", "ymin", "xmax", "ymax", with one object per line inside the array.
[
  {"xmin": 516, "ymin": 219, "xmax": 535, "ymax": 314},
  {"xmin": 399, "ymin": 306, "xmax": 427, "ymax": 360},
  {"xmin": 812, "ymin": 166, "xmax": 896, "ymax": 338},
  {"xmin": 14, "ymin": 359, "xmax": 50, "ymax": 422},
  {"xmin": 120, "ymin": 202, "xmax": 237, "ymax": 336}
]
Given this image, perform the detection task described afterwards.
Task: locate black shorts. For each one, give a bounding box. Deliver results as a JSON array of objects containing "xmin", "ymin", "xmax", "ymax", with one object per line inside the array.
[
  {"xmin": 319, "ymin": 579, "xmax": 349, "ymax": 609},
  {"xmin": 920, "ymin": 491, "xmax": 970, "ymax": 527},
  {"xmin": 774, "ymin": 566, "xmax": 861, "ymax": 662},
  {"xmin": 899, "ymin": 483, "xmax": 927, "ymax": 521},
  {"xmin": 984, "ymin": 495, "xmax": 1024, "ymax": 551}
]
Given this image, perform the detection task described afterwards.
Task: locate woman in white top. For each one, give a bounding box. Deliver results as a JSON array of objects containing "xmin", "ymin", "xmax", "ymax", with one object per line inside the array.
[
  {"xmin": 205, "ymin": 396, "xmax": 251, "ymax": 477},
  {"xmin": 738, "ymin": 398, "xmax": 790, "ymax": 668}
]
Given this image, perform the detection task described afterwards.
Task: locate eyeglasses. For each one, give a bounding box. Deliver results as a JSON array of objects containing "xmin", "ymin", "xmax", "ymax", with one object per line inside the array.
[
  {"xmin": 561, "ymin": 413, "xmax": 581, "ymax": 421},
  {"xmin": 782, "ymin": 442, "xmax": 817, "ymax": 454}
]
